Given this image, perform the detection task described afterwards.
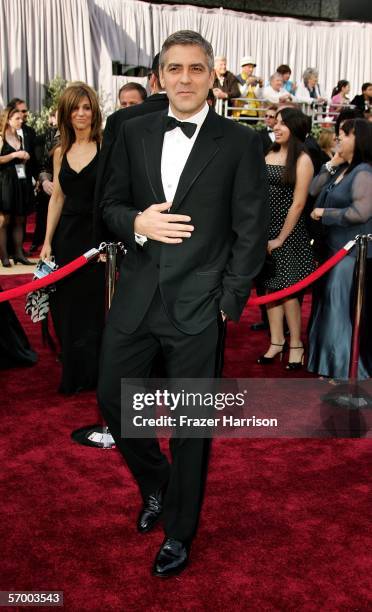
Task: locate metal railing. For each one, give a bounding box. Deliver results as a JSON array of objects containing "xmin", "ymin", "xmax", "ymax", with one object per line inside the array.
[{"xmin": 216, "ymin": 98, "xmax": 371, "ymax": 125}]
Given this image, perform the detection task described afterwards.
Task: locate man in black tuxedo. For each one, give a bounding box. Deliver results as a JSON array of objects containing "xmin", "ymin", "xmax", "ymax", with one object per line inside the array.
[
  {"xmin": 94, "ymin": 54, "xmax": 168, "ymax": 244},
  {"xmin": 97, "ymin": 30, "xmax": 269, "ymax": 578},
  {"xmin": 257, "ymin": 105, "xmax": 277, "ymax": 155}
]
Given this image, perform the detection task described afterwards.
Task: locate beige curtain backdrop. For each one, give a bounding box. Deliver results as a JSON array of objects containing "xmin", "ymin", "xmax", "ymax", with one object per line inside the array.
[
  {"xmin": 0, "ymin": 0, "xmax": 371, "ymax": 112},
  {"xmin": 0, "ymin": 0, "xmax": 93, "ymax": 109}
]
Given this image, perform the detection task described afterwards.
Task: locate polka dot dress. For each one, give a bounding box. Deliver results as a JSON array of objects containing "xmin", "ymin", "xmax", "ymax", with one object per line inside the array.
[{"xmin": 262, "ymin": 164, "xmax": 316, "ymax": 291}]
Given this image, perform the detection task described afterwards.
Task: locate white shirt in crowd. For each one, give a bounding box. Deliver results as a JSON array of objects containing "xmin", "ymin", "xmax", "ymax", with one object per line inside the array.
[
  {"xmin": 295, "ymin": 81, "xmax": 322, "ymax": 103},
  {"xmin": 261, "ymin": 85, "xmax": 294, "ymax": 104}
]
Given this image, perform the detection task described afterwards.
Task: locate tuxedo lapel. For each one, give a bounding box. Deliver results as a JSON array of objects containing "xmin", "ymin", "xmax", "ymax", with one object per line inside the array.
[
  {"xmin": 171, "ymin": 110, "xmax": 223, "ymax": 213},
  {"xmin": 142, "ymin": 113, "xmax": 166, "ymax": 203}
]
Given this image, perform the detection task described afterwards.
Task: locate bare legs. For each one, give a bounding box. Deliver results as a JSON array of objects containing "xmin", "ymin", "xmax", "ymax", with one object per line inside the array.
[{"xmin": 263, "ymin": 296, "xmax": 303, "ymax": 363}]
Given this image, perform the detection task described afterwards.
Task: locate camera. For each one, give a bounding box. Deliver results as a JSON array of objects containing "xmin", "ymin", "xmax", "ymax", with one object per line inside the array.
[{"xmin": 34, "ymin": 259, "xmax": 58, "ymax": 279}]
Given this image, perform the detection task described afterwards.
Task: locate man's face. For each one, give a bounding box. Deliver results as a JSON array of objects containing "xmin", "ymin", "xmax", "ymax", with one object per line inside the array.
[
  {"xmin": 242, "ymin": 64, "xmax": 254, "ymax": 77},
  {"xmin": 119, "ymin": 89, "xmax": 144, "ymax": 108},
  {"xmin": 271, "ymin": 76, "xmax": 283, "ymax": 92},
  {"xmin": 214, "ymin": 58, "xmax": 226, "ymax": 75},
  {"xmin": 364, "ymin": 85, "xmax": 372, "ymax": 99},
  {"xmin": 264, "ymin": 110, "xmax": 276, "ymax": 129},
  {"xmin": 160, "ymin": 44, "xmax": 214, "ymax": 119},
  {"xmin": 16, "ymin": 102, "xmax": 28, "ymax": 123}
]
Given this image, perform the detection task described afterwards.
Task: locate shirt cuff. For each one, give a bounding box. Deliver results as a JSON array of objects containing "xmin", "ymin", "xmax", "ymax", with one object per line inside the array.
[
  {"xmin": 135, "ymin": 233, "xmax": 148, "ymax": 247},
  {"xmin": 134, "ymin": 210, "xmax": 148, "ymax": 246}
]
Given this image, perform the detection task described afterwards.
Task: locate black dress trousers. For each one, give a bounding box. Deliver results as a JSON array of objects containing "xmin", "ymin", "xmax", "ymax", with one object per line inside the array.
[{"xmin": 98, "ymin": 288, "xmax": 222, "ymax": 542}]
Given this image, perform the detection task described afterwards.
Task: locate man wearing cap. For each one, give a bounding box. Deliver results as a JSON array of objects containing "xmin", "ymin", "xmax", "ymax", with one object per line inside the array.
[
  {"xmin": 236, "ymin": 56, "xmax": 263, "ymax": 96},
  {"xmin": 235, "ymin": 56, "xmax": 263, "ymax": 121}
]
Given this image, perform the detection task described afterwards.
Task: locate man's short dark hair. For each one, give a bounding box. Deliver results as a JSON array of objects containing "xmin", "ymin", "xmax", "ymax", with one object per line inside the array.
[
  {"xmin": 149, "ymin": 53, "xmax": 160, "ymax": 83},
  {"xmin": 8, "ymin": 97, "xmax": 25, "ymax": 107},
  {"xmin": 159, "ymin": 30, "xmax": 214, "ymax": 72},
  {"xmin": 362, "ymin": 82, "xmax": 372, "ymax": 92},
  {"xmin": 335, "ymin": 107, "xmax": 364, "ymax": 136},
  {"xmin": 276, "ymin": 64, "xmax": 291, "ymax": 75},
  {"xmin": 118, "ymin": 82, "xmax": 147, "ymax": 101}
]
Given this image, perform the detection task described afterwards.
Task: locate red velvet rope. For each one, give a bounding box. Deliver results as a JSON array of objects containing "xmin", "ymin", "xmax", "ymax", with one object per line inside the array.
[
  {"xmin": 248, "ymin": 244, "xmax": 353, "ymax": 306},
  {"xmin": 0, "ymin": 253, "xmax": 96, "ymax": 303},
  {"xmin": 0, "ymin": 242, "xmax": 354, "ymax": 306}
]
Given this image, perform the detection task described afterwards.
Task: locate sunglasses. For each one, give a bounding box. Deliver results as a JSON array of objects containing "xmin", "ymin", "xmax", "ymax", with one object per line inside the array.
[{"xmin": 265, "ymin": 114, "xmax": 276, "ymax": 119}]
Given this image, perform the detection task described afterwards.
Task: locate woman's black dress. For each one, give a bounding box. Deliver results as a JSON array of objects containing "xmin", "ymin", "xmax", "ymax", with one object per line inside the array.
[
  {"xmin": 50, "ymin": 146, "xmax": 105, "ymax": 394},
  {"xmin": 0, "ymin": 140, "xmax": 34, "ymax": 215},
  {"xmin": 0, "ymin": 286, "xmax": 37, "ymax": 369},
  {"xmin": 262, "ymin": 164, "xmax": 315, "ymax": 290}
]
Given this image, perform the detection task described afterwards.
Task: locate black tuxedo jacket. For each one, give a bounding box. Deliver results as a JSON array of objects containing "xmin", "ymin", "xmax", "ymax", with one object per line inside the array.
[
  {"xmin": 258, "ymin": 127, "xmax": 274, "ymax": 156},
  {"xmin": 100, "ymin": 108, "xmax": 269, "ymax": 334},
  {"xmin": 94, "ymin": 94, "xmax": 169, "ymax": 244}
]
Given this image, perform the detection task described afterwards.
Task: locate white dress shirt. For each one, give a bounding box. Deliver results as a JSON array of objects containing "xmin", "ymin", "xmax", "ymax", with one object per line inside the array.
[
  {"xmin": 267, "ymin": 128, "xmax": 275, "ymax": 143},
  {"xmin": 135, "ymin": 102, "xmax": 209, "ymax": 246},
  {"xmin": 161, "ymin": 102, "xmax": 209, "ymax": 202}
]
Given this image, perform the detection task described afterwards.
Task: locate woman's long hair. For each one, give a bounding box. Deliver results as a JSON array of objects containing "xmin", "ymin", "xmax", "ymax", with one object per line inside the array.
[
  {"xmin": 331, "ymin": 79, "xmax": 349, "ymax": 98},
  {"xmin": 341, "ymin": 118, "xmax": 372, "ymax": 174},
  {"xmin": 271, "ymin": 107, "xmax": 309, "ymax": 185},
  {"xmin": 0, "ymin": 105, "xmax": 22, "ymax": 142},
  {"xmin": 57, "ymin": 82, "xmax": 102, "ymax": 156}
]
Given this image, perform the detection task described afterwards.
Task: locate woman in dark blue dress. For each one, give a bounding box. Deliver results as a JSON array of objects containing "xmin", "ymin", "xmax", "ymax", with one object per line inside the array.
[
  {"xmin": 40, "ymin": 83, "xmax": 105, "ymax": 393},
  {"xmin": 308, "ymin": 119, "xmax": 372, "ymax": 380}
]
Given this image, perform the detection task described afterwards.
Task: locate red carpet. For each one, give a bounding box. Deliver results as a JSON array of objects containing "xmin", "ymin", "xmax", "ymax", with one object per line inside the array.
[{"xmin": 1, "ymin": 275, "xmax": 372, "ymax": 611}]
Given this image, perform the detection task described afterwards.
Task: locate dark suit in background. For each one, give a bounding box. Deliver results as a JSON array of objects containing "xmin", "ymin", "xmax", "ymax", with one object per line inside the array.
[
  {"xmin": 94, "ymin": 94, "xmax": 168, "ymax": 244},
  {"xmin": 257, "ymin": 126, "xmax": 275, "ymax": 156},
  {"xmin": 97, "ymin": 107, "xmax": 269, "ymax": 542}
]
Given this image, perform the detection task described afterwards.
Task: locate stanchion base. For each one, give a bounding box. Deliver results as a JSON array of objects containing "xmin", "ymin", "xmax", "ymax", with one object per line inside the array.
[
  {"xmin": 322, "ymin": 383, "xmax": 372, "ymax": 409},
  {"xmin": 71, "ymin": 424, "xmax": 116, "ymax": 448}
]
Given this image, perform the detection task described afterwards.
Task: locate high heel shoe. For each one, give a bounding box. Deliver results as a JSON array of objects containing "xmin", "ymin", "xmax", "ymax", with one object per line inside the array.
[
  {"xmin": 13, "ymin": 255, "xmax": 34, "ymax": 265},
  {"xmin": 286, "ymin": 346, "xmax": 305, "ymax": 370},
  {"xmin": 1, "ymin": 258, "xmax": 11, "ymax": 267},
  {"xmin": 257, "ymin": 342, "xmax": 287, "ymax": 365}
]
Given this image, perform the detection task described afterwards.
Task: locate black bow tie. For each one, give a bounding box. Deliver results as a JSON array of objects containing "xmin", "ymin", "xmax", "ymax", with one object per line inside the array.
[{"xmin": 163, "ymin": 115, "xmax": 197, "ymax": 139}]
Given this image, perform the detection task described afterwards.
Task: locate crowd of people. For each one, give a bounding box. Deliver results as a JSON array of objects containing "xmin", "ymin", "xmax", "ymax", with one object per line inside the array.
[
  {"xmin": 0, "ymin": 48, "xmax": 371, "ymax": 387},
  {"xmin": 0, "ymin": 28, "xmax": 372, "ymax": 579},
  {"xmin": 210, "ymin": 55, "xmax": 372, "ymax": 114}
]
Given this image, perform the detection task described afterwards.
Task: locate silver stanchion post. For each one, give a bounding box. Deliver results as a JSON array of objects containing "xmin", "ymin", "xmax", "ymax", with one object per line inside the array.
[
  {"xmin": 349, "ymin": 235, "xmax": 368, "ymax": 383},
  {"xmin": 323, "ymin": 234, "xmax": 372, "ymax": 410},
  {"xmin": 71, "ymin": 243, "xmax": 121, "ymax": 448},
  {"xmin": 100, "ymin": 243, "xmax": 118, "ymax": 448}
]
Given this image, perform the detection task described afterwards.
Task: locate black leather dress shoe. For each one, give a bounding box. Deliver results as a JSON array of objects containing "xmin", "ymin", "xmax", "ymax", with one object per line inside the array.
[
  {"xmin": 137, "ymin": 488, "xmax": 164, "ymax": 534},
  {"xmin": 152, "ymin": 538, "xmax": 189, "ymax": 578}
]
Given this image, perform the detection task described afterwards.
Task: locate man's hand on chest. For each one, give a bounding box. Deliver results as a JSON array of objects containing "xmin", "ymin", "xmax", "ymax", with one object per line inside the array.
[{"xmin": 134, "ymin": 202, "xmax": 194, "ymax": 245}]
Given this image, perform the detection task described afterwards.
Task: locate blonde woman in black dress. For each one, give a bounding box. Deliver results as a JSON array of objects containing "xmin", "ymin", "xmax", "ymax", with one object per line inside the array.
[
  {"xmin": 40, "ymin": 83, "xmax": 105, "ymax": 393},
  {"xmin": 257, "ymin": 108, "xmax": 315, "ymax": 369}
]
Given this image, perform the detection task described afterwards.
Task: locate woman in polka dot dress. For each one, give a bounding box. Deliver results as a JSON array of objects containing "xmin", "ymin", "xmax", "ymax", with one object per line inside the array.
[{"xmin": 257, "ymin": 107, "xmax": 316, "ymax": 369}]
